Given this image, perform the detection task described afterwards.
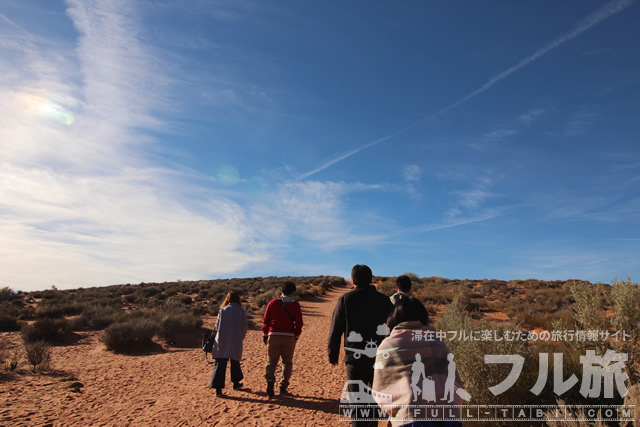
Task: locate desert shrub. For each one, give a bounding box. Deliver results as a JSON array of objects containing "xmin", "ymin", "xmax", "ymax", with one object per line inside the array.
[
  {"xmin": 36, "ymin": 302, "xmax": 84, "ymax": 318},
  {"xmin": 197, "ymin": 289, "xmax": 212, "ymax": 300},
  {"xmin": 295, "ymin": 285, "xmax": 313, "ymax": 299},
  {"xmin": 71, "ymin": 305, "xmax": 120, "ymax": 331},
  {"xmin": 0, "ymin": 338, "xmax": 7, "ymax": 372},
  {"xmin": 570, "ymin": 281, "xmax": 608, "ymax": 331},
  {"xmin": 137, "ymin": 286, "xmax": 162, "ymax": 298},
  {"xmin": 158, "ymin": 311, "xmax": 203, "ymax": 340},
  {"xmin": 24, "ymin": 340, "xmax": 52, "ymax": 372},
  {"xmin": 609, "ymin": 277, "xmax": 640, "ymax": 384},
  {"xmin": 319, "ymin": 276, "xmax": 346, "ymax": 289},
  {"xmin": 21, "ymin": 317, "xmax": 71, "ymax": 344},
  {"xmin": 610, "ymin": 277, "xmax": 640, "ymax": 341},
  {"xmin": 621, "ymin": 384, "xmax": 639, "ymax": 427},
  {"xmin": 209, "ymin": 301, "xmax": 220, "ymax": 316},
  {"xmin": 123, "ymin": 294, "xmax": 137, "ymax": 304},
  {"xmin": 253, "ymin": 288, "xmax": 280, "ymax": 308},
  {"xmin": 167, "ymin": 294, "xmax": 192, "ymax": 306},
  {"xmin": 376, "ymin": 279, "xmax": 395, "ymax": 296},
  {"xmin": 102, "ymin": 318, "xmax": 160, "ymax": 352},
  {"xmin": 435, "ymin": 296, "xmax": 544, "ymax": 407},
  {"xmin": 39, "ymin": 287, "xmax": 63, "ymax": 300},
  {"xmin": 0, "ymin": 286, "xmax": 17, "ymax": 302},
  {"xmin": 118, "ymin": 285, "xmax": 135, "ymax": 295},
  {"xmin": 162, "ymin": 286, "xmax": 179, "ymax": 298},
  {"xmin": 0, "ymin": 313, "xmax": 19, "ymax": 332}
]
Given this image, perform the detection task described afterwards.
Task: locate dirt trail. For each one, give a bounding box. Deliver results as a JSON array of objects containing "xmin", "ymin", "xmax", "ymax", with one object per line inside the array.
[{"xmin": 0, "ymin": 285, "xmax": 352, "ymax": 426}]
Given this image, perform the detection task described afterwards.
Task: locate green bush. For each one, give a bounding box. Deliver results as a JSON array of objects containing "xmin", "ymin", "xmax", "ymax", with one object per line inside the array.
[
  {"xmin": 21, "ymin": 318, "xmax": 71, "ymax": 344},
  {"xmin": 102, "ymin": 318, "xmax": 160, "ymax": 352}
]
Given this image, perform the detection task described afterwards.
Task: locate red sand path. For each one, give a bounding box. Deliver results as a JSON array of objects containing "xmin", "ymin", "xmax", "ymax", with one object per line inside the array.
[{"xmin": 0, "ymin": 285, "xmax": 355, "ymax": 426}]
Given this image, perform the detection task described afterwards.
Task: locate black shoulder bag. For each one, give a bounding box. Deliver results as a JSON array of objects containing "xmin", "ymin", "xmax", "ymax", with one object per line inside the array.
[{"xmin": 202, "ymin": 328, "xmax": 216, "ymax": 363}]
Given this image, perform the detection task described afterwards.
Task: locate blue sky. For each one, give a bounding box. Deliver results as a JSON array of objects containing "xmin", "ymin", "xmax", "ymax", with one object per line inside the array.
[{"xmin": 1, "ymin": 0, "xmax": 638, "ymax": 291}]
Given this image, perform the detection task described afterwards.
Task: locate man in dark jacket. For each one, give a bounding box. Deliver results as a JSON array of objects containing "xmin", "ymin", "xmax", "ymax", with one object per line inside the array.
[{"xmin": 328, "ymin": 264, "xmax": 393, "ymax": 426}]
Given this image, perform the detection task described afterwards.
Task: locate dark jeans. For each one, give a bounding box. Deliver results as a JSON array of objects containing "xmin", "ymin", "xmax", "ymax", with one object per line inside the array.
[
  {"xmin": 210, "ymin": 358, "xmax": 243, "ymax": 389},
  {"xmin": 345, "ymin": 362, "xmax": 380, "ymax": 427}
]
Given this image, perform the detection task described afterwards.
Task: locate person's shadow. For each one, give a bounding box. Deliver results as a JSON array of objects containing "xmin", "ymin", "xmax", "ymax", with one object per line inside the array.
[{"xmin": 217, "ymin": 387, "xmax": 340, "ymax": 415}]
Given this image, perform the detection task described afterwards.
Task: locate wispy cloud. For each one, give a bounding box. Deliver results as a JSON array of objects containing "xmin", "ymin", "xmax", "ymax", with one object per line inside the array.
[
  {"xmin": 403, "ymin": 165, "xmax": 422, "ymax": 182},
  {"xmin": 500, "ymin": 245, "xmax": 629, "ymax": 281},
  {"xmin": 299, "ymin": 0, "xmax": 634, "ymax": 179},
  {"xmin": 248, "ymin": 180, "xmax": 394, "ymax": 249},
  {"xmin": 518, "ymin": 108, "xmax": 547, "ymax": 124},
  {"xmin": 563, "ymin": 108, "xmax": 599, "ymax": 136},
  {"xmin": 411, "ymin": 208, "xmax": 504, "ymax": 234},
  {"xmin": 0, "ymin": 1, "xmax": 271, "ymax": 290}
]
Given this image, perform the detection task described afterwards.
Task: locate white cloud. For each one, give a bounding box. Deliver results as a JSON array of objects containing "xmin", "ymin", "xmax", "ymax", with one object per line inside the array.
[
  {"xmin": 564, "ymin": 109, "xmax": 599, "ymax": 136},
  {"xmin": 403, "ymin": 165, "xmax": 421, "ymax": 182},
  {"xmin": 482, "ymin": 128, "xmax": 519, "ymax": 142},
  {"xmin": 0, "ymin": 1, "xmax": 267, "ymax": 290},
  {"xmin": 456, "ymin": 189, "xmax": 495, "ymax": 209},
  {"xmin": 518, "ymin": 108, "xmax": 547, "ymax": 124}
]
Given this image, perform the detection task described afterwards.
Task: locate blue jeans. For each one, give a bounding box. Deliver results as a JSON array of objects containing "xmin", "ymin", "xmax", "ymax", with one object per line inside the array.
[{"xmin": 210, "ymin": 358, "xmax": 243, "ymax": 389}]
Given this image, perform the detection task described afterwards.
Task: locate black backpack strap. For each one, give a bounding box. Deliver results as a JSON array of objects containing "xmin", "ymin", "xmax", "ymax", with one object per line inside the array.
[{"xmin": 279, "ymin": 298, "xmax": 296, "ymax": 331}]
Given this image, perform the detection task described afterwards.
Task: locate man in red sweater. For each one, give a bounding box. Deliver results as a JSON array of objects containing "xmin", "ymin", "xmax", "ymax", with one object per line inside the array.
[{"xmin": 262, "ymin": 281, "xmax": 304, "ymax": 398}]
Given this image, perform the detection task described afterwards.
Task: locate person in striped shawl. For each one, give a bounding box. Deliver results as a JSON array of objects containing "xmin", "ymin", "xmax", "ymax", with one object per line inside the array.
[{"xmin": 373, "ymin": 297, "xmax": 466, "ymax": 427}]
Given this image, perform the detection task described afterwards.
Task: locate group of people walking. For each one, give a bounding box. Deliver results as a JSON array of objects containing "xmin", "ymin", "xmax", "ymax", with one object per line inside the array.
[
  {"xmin": 208, "ymin": 280, "xmax": 303, "ymax": 399},
  {"xmin": 207, "ymin": 265, "xmax": 463, "ymax": 427}
]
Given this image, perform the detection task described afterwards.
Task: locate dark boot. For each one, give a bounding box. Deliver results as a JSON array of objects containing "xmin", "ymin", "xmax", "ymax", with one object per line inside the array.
[
  {"xmin": 266, "ymin": 380, "xmax": 275, "ymax": 399},
  {"xmin": 279, "ymin": 386, "xmax": 290, "ymax": 396}
]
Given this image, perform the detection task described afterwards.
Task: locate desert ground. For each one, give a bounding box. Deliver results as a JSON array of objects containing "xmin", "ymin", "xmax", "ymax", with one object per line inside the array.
[{"xmin": 1, "ymin": 286, "xmax": 353, "ymax": 426}]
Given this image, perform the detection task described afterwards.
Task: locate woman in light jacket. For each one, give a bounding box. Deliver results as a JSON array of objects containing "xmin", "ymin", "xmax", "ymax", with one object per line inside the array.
[{"xmin": 210, "ymin": 291, "xmax": 248, "ymax": 396}]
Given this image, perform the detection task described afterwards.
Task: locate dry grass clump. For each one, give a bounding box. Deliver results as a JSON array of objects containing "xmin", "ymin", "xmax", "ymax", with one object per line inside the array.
[{"xmin": 24, "ymin": 340, "xmax": 52, "ymax": 372}]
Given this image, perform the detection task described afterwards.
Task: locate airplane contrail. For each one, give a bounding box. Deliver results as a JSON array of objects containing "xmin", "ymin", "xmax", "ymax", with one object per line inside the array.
[
  {"xmin": 297, "ymin": 120, "xmax": 428, "ymax": 180},
  {"xmin": 300, "ymin": 0, "xmax": 635, "ymax": 180}
]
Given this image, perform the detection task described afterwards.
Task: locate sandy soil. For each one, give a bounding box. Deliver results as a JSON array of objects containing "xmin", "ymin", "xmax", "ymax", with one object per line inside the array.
[{"xmin": 0, "ymin": 286, "xmax": 354, "ymax": 426}]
